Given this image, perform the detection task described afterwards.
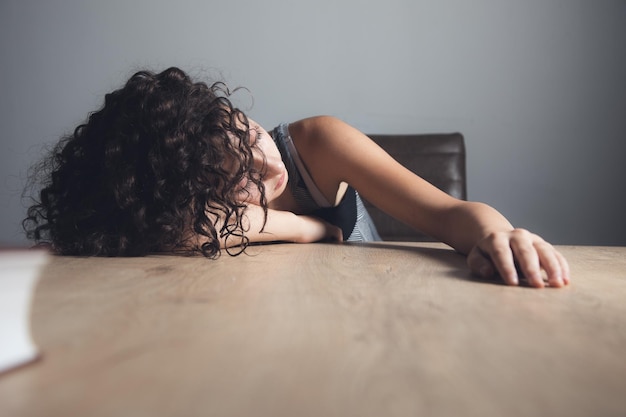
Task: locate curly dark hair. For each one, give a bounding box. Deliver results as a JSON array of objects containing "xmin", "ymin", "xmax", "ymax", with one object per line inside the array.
[{"xmin": 23, "ymin": 67, "xmax": 268, "ymax": 258}]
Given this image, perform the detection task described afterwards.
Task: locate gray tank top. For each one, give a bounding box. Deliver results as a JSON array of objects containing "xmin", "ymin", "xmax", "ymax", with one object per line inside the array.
[{"xmin": 270, "ymin": 123, "xmax": 380, "ymax": 242}]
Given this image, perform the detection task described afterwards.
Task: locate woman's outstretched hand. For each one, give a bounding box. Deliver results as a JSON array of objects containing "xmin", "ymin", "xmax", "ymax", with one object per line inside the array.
[{"xmin": 466, "ymin": 228, "xmax": 570, "ymax": 288}]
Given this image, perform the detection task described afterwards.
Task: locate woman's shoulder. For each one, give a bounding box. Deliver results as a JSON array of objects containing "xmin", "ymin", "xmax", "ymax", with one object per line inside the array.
[
  {"xmin": 288, "ymin": 116, "xmax": 346, "ymax": 138},
  {"xmin": 287, "ymin": 116, "xmax": 356, "ymax": 157}
]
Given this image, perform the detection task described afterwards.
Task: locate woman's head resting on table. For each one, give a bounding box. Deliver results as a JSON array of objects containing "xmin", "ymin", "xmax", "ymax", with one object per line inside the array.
[{"xmin": 23, "ymin": 67, "xmax": 279, "ymax": 258}]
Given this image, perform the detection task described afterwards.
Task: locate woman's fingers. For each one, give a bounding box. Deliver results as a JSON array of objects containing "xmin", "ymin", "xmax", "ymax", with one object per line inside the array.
[
  {"xmin": 470, "ymin": 232, "xmax": 520, "ymax": 285},
  {"xmin": 469, "ymin": 229, "xmax": 570, "ymax": 288},
  {"xmin": 510, "ymin": 230, "xmax": 545, "ymax": 287}
]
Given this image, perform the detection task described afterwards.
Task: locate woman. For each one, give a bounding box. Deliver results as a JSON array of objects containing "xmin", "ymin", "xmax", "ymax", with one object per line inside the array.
[{"xmin": 24, "ymin": 67, "xmax": 569, "ymax": 288}]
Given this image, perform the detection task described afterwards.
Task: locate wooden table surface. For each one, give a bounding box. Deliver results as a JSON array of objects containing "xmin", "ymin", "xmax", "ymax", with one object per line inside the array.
[{"xmin": 1, "ymin": 242, "xmax": 625, "ymax": 417}]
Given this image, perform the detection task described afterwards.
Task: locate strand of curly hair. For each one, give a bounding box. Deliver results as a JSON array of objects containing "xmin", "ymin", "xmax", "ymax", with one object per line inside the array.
[{"xmin": 23, "ymin": 67, "xmax": 268, "ymax": 258}]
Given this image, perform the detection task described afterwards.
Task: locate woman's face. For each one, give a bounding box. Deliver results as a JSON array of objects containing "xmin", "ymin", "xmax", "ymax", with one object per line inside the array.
[{"xmin": 236, "ymin": 119, "xmax": 288, "ymax": 205}]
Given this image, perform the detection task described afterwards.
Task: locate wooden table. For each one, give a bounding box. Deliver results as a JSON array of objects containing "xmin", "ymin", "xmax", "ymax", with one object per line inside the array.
[{"xmin": 1, "ymin": 242, "xmax": 625, "ymax": 417}]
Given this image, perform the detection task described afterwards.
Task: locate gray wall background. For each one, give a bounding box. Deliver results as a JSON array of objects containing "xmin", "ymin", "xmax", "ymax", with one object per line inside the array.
[{"xmin": 1, "ymin": 0, "xmax": 625, "ymax": 246}]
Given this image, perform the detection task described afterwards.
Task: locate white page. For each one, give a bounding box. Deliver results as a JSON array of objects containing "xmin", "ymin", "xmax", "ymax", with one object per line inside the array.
[{"xmin": 0, "ymin": 250, "xmax": 49, "ymax": 373}]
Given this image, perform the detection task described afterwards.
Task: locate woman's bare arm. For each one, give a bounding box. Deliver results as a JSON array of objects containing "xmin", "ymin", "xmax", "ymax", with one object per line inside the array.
[
  {"xmin": 218, "ymin": 205, "xmax": 342, "ymax": 249},
  {"xmin": 287, "ymin": 116, "xmax": 569, "ymax": 288}
]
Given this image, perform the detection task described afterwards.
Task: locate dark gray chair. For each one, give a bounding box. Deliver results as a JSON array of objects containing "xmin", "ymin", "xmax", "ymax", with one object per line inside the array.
[{"xmin": 363, "ymin": 133, "xmax": 467, "ymax": 241}]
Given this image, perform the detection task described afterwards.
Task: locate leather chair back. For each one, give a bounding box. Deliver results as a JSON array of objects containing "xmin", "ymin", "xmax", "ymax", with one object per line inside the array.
[{"xmin": 364, "ymin": 133, "xmax": 467, "ymax": 241}]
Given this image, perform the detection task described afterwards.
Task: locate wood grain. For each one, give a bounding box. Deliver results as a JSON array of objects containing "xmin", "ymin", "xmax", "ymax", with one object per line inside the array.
[{"xmin": 1, "ymin": 243, "xmax": 625, "ymax": 417}]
